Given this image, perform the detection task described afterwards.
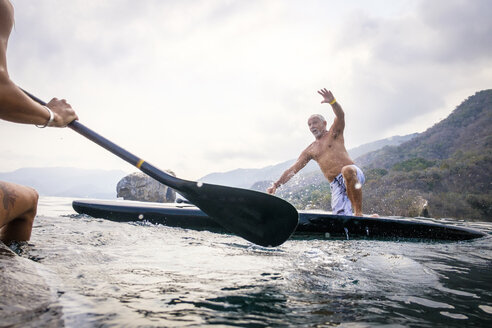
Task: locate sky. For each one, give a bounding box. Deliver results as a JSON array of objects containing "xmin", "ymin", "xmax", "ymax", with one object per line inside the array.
[{"xmin": 1, "ymin": 0, "xmax": 491, "ymax": 180}]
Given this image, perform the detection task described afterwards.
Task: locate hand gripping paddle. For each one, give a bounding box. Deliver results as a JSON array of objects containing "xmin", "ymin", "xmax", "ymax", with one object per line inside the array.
[{"xmin": 23, "ymin": 90, "xmax": 299, "ymax": 247}]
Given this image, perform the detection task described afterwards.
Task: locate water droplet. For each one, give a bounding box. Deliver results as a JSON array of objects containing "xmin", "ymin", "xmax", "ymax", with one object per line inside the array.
[
  {"xmin": 138, "ymin": 214, "xmax": 144, "ymax": 220},
  {"xmin": 355, "ymin": 183, "xmax": 362, "ymax": 189},
  {"xmin": 197, "ymin": 181, "xmax": 203, "ymax": 187},
  {"xmin": 344, "ymin": 227, "xmax": 349, "ymax": 240}
]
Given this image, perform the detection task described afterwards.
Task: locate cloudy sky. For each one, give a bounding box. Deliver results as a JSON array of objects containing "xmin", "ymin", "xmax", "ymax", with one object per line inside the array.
[{"xmin": 1, "ymin": 0, "xmax": 491, "ymax": 180}]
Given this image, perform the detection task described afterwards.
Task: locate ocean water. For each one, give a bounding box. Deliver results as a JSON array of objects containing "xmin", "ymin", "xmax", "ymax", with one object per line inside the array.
[{"xmin": 3, "ymin": 196, "xmax": 492, "ymax": 327}]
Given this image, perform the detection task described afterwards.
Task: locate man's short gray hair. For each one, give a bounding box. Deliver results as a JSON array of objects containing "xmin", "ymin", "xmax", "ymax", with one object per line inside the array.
[{"xmin": 308, "ymin": 114, "xmax": 326, "ymax": 122}]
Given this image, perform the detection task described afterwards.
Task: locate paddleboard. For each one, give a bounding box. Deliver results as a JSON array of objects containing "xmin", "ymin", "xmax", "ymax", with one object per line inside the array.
[{"xmin": 72, "ymin": 199, "xmax": 486, "ymax": 241}]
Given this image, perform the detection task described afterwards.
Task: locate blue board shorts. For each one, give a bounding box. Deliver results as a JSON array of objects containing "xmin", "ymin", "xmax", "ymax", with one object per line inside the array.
[{"xmin": 330, "ymin": 165, "xmax": 365, "ymax": 215}]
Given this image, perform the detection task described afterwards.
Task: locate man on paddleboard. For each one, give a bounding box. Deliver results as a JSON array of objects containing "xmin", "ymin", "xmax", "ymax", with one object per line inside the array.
[
  {"xmin": 267, "ymin": 88, "xmax": 365, "ymax": 216},
  {"xmin": 0, "ymin": 0, "xmax": 78, "ymax": 243}
]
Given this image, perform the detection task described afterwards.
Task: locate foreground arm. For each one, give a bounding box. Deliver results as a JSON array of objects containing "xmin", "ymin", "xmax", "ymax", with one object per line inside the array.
[
  {"xmin": 0, "ymin": 78, "xmax": 78, "ymax": 127},
  {"xmin": 267, "ymin": 150, "xmax": 311, "ymax": 194},
  {"xmin": 0, "ymin": 3, "xmax": 78, "ymax": 127}
]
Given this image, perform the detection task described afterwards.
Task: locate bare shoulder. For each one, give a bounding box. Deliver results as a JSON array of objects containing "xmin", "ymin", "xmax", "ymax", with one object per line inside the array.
[
  {"xmin": 0, "ymin": 0, "xmax": 13, "ymax": 20},
  {"xmin": 0, "ymin": 0, "xmax": 14, "ymax": 42},
  {"xmin": 0, "ymin": 0, "xmax": 13, "ymax": 12},
  {"xmin": 303, "ymin": 140, "xmax": 320, "ymax": 158}
]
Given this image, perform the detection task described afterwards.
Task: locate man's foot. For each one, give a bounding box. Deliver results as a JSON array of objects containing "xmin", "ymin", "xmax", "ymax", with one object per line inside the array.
[{"xmin": 355, "ymin": 213, "xmax": 380, "ymax": 218}]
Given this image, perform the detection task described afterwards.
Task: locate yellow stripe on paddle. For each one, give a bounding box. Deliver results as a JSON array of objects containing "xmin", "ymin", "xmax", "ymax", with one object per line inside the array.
[{"xmin": 136, "ymin": 159, "xmax": 145, "ymax": 168}]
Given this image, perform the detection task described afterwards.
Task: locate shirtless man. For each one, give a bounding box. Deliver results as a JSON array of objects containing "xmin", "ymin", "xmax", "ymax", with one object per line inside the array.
[
  {"xmin": 267, "ymin": 88, "xmax": 365, "ymax": 216},
  {"xmin": 0, "ymin": 0, "xmax": 78, "ymax": 243}
]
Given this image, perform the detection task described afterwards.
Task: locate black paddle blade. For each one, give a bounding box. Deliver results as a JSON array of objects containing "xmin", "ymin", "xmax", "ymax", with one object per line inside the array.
[{"xmin": 176, "ymin": 180, "xmax": 299, "ymax": 247}]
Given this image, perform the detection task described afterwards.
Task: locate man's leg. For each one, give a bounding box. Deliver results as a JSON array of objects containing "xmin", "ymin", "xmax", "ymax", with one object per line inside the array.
[
  {"xmin": 0, "ymin": 181, "xmax": 38, "ymax": 243},
  {"xmin": 341, "ymin": 165, "xmax": 363, "ymax": 216}
]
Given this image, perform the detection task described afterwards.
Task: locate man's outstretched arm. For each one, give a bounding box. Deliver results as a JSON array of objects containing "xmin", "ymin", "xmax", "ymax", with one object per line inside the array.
[{"xmin": 267, "ymin": 150, "xmax": 311, "ymax": 194}]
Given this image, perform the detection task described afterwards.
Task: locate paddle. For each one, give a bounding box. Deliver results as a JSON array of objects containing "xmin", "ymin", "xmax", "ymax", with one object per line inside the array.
[{"xmin": 23, "ymin": 90, "xmax": 299, "ymax": 247}]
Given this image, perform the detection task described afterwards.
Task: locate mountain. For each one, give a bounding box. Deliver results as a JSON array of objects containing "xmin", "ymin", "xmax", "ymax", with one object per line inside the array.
[
  {"xmin": 0, "ymin": 167, "xmax": 127, "ymax": 198},
  {"xmin": 349, "ymin": 133, "xmax": 418, "ymax": 161},
  {"xmin": 200, "ymin": 160, "xmax": 304, "ymax": 189},
  {"xmin": 356, "ymin": 90, "xmax": 492, "ymax": 169},
  {"xmin": 358, "ymin": 89, "xmax": 492, "ymax": 220},
  {"xmin": 200, "ymin": 133, "xmax": 417, "ymax": 188}
]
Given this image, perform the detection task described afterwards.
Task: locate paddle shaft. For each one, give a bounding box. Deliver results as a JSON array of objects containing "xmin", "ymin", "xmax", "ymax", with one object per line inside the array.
[{"xmin": 22, "ymin": 90, "xmax": 182, "ymax": 188}]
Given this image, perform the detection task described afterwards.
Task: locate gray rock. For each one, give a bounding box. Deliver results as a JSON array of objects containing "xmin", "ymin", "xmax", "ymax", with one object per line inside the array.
[
  {"xmin": 116, "ymin": 171, "xmax": 176, "ymax": 202},
  {"xmin": 0, "ymin": 242, "xmax": 63, "ymax": 327}
]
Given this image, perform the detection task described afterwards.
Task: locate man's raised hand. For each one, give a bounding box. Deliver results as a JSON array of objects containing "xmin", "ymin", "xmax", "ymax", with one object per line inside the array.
[{"xmin": 318, "ymin": 88, "xmax": 335, "ymax": 104}]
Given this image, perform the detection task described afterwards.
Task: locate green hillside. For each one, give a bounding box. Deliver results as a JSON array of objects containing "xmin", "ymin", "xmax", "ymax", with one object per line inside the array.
[{"xmin": 362, "ymin": 90, "xmax": 492, "ymax": 220}]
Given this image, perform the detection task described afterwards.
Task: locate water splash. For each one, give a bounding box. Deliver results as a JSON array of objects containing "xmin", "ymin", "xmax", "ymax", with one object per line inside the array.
[{"xmin": 344, "ymin": 227, "xmax": 349, "ymax": 240}]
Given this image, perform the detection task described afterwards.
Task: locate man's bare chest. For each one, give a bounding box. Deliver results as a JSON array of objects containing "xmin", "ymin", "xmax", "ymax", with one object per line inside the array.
[{"xmin": 310, "ymin": 137, "xmax": 344, "ymax": 160}]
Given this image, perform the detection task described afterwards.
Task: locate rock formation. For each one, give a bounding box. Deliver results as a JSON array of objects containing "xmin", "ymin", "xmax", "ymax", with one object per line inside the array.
[{"xmin": 116, "ymin": 171, "xmax": 176, "ymax": 202}]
